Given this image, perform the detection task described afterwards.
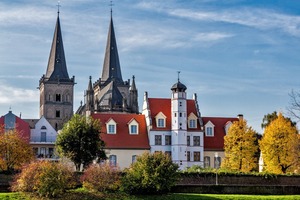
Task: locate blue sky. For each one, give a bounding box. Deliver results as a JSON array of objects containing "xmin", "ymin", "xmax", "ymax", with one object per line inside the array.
[{"xmin": 1, "ymin": 0, "xmax": 300, "ymax": 134}]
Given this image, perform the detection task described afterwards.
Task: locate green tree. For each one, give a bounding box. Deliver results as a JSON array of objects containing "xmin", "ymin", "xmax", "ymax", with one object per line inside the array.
[
  {"xmin": 260, "ymin": 113, "xmax": 300, "ymax": 174},
  {"xmin": 0, "ymin": 129, "xmax": 34, "ymax": 172},
  {"xmin": 55, "ymin": 114, "xmax": 106, "ymax": 171},
  {"xmin": 121, "ymin": 152, "xmax": 179, "ymax": 195},
  {"xmin": 222, "ymin": 119, "xmax": 259, "ymax": 172},
  {"xmin": 261, "ymin": 111, "xmax": 296, "ymax": 129}
]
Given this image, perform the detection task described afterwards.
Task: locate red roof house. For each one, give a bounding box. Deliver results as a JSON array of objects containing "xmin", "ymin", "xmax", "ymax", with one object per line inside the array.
[{"xmin": 0, "ymin": 111, "xmax": 30, "ymax": 142}]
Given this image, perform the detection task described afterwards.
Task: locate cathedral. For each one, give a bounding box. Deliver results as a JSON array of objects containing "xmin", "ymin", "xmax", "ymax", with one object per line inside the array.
[{"xmin": 76, "ymin": 13, "xmax": 138, "ymax": 116}]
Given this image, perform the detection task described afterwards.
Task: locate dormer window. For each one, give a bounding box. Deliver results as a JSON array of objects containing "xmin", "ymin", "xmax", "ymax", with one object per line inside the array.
[
  {"xmin": 128, "ymin": 119, "xmax": 139, "ymax": 135},
  {"xmin": 158, "ymin": 119, "xmax": 164, "ymax": 127},
  {"xmin": 106, "ymin": 119, "xmax": 117, "ymax": 134},
  {"xmin": 206, "ymin": 127, "xmax": 213, "ymax": 136},
  {"xmin": 155, "ymin": 112, "xmax": 166, "ymax": 128},
  {"xmin": 108, "ymin": 125, "xmax": 115, "ymax": 133},
  {"xmin": 224, "ymin": 121, "xmax": 233, "ymax": 135},
  {"xmin": 188, "ymin": 113, "xmax": 198, "ymax": 129},
  {"xmin": 205, "ymin": 121, "xmax": 215, "ymax": 137}
]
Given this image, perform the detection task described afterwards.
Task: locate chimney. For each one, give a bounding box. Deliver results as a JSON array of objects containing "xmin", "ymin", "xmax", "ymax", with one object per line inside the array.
[{"xmin": 237, "ymin": 114, "xmax": 243, "ymax": 121}]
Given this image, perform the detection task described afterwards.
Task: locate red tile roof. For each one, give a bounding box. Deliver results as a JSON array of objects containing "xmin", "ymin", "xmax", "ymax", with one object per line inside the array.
[
  {"xmin": 92, "ymin": 113, "xmax": 150, "ymax": 149},
  {"xmin": 0, "ymin": 111, "xmax": 30, "ymax": 142},
  {"xmin": 202, "ymin": 117, "xmax": 238, "ymax": 151},
  {"xmin": 147, "ymin": 98, "xmax": 202, "ymax": 131}
]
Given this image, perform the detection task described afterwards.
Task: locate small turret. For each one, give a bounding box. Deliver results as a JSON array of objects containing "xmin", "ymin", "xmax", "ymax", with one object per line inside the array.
[
  {"xmin": 86, "ymin": 76, "xmax": 94, "ymax": 112},
  {"xmin": 129, "ymin": 75, "xmax": 139, "ymax": 113}
]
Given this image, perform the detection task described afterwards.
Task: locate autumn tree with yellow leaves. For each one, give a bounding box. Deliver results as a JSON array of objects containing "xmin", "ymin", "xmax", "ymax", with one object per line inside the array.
[
  {"xmin": 0, "ymin": 129, "xmax": 34, "ymax": 172},
  {"xmin": 222, "ymin": 119, "xmax": 259, "ymax": 172},
  {"xmin": 260, "ymin": 113, "xmax": 300, "ymax": 174}
]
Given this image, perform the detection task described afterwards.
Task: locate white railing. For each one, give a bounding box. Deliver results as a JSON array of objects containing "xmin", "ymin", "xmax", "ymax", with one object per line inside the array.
[{"xmin": 30, "ymin": 136, "xmax": 57, "ymax": 143}]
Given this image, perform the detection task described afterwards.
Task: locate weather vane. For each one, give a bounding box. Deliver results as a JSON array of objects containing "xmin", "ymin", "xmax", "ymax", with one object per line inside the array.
[
  {"xmin": 57, "ymin": 1, "xmax": 61, "ymax": 15},
  {"xmin": 110, "ymin": 0, "xmax": 114, "ymax": 15},
  {"xmin": 177, "ymin": 71, "xmax": 181, "ymax": 82}
]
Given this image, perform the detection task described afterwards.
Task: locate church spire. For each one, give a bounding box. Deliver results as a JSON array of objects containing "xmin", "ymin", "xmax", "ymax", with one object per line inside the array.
[
  {"xmin": 101, "ymin": 14, "xmax": 123, "ymax": 84},
  {"xmin": 45, "ymin": 12, "xmax": 70, "ymax": 82}
]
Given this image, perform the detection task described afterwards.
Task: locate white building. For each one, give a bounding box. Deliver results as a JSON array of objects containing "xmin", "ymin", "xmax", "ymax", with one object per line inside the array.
[
  {"xmin": 26, "ymin": 116, "xmax": 59, "ymax": 160},
  {"xmin": 143, "ymin": 79, "xmax": 204, "ymax": 170}
]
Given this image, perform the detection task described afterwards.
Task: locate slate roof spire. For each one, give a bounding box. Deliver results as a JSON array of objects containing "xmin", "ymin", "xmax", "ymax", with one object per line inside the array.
[
  {"xmin": 45, "ymin": 12, "xmax": 70, "ymax": 82},
  {"xmin": 101, "ymin": 13, "xmax": 123, "ymax": 85}
]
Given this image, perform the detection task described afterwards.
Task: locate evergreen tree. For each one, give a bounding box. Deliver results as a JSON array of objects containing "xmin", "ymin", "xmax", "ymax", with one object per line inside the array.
[
  {"xmin": 260, "ymin": 113, "xmax": 299, "ymax": 174},
  {"xmin": 223, "ymin": 119, "xmax": 259, "ymax": 172}
]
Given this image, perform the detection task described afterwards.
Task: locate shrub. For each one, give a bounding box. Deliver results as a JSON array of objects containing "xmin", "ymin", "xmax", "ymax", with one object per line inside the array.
[
  {"xmin": 121, "ymin": 152, "xmax": 179, "ymax": 195},
  {"xmin": 12, "ymin": 161, "xmax": 76, "ymax": 198},
  {"xmin": 81, "ymin": 163, "xmax": 120, "ymax": 192}
]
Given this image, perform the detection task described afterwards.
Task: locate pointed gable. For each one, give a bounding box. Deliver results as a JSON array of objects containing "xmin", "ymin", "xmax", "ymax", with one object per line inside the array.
[{"xmin": 128, "ymin": 118, "xmax": 139, "ymax": 135}]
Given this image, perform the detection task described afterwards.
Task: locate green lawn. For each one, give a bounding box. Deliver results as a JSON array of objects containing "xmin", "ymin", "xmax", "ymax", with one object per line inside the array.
[{"xmin": 1, "ymin": 192, "xmax": 300, "ymax": 200}]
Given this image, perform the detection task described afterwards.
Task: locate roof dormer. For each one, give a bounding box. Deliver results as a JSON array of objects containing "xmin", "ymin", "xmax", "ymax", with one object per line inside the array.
[
  {"xmin": 106, "ymin": 118, "xmax": 117, "ymax": 134},
  {"xmin": 224, "ymin": 121, "xmax": 233, "ymax": 135},
  {"xmin": 188, "ymin": 112, "xmax": 198, "ymax": 129},
  {"xmin": 155, "ymin": 112, "xmax": 166, "ymax": 128},
  {"xmin": 205, "ymin": 121, "xmax": 215, "ymax": 137},
  {"xmin": 128, "ymin": 118, "xmax": 139, "ymax": 135}
]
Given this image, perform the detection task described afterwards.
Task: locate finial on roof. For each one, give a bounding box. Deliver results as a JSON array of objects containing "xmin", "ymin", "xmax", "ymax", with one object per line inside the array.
[
  {"xmin": 110, "ymin": 0, "xmax": 114, "ymax": 17},
  {"xmin": 9, "ymin": 106, "xmax": 12, "ymax": 112},
  {"xmin": 57, "ymin": 1, "xmax": 61, "ymax": 16},
  {"xmin": 177, "ymin": 71, "xmax": 181, "ymax": 82}
]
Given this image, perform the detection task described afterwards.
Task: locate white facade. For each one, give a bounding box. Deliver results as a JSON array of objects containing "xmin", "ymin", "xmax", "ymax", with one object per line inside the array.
[
  {"xmin": 30, "ymin": 116, "xmax": 59, "ymax": 160},
  {"xmin": 143, "ymin": 86, "xmax": 204, "ymax": 170}
]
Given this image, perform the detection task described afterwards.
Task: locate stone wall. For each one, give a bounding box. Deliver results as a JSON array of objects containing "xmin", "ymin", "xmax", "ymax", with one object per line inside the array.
[{"xmin": 178, "ymin": 173, "xmax": 300, "ymax": 186}]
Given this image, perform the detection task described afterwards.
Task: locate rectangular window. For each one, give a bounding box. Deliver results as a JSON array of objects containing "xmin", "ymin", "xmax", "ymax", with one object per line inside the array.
[
  {"xmin": 194, "ymin": 151, "xmax": 200, "ymax": 162},
  {"xmin": 165, "ymin": 135, "xmax": 171, "ymax": 145},
  {"xmin": 40, "ymin": 147, "xmax": 46, "ymax": 158},
  {"xmin": 108, "ymin": 124, "xmax": 115, "ymax": 134},
  {"xmin": 157, "ymin": 119, "xmax": 165, "ymax": 127},
  {"xmin": 33, "ymin": 147, "xmax": 38, "ymax": 156},
  {"xmin": 132, "ymin": 155, "xmax": 137, "ymax": 163},
  {"xmin": 56, "ymin": 110, "xmax": 60, "ymax": 118},
  {"xmin": 193, "ymin": 136, "xmax": 200, "ymax": 146},
  {"xmin": 109, "ymin": 155, "xmax": 117, "ymax": 166},
  {"xmin": 49, "ymin": 148, "xmax": 54, "ymax": 158},
  {"xmin": 206, "ymin": 127, "xmax": 213, "ymax": 136},
  {"xmin": 187, "ymin": 151, "xmax": 190, "ymax": 161},
  {"xmin": 204, "ymin": 156, "xmax": 210, "ymax": 168},
  {"xmin": 130, "ymin": 125, "xmax": 137, "ymax": 134},
  {"xmin": 155, "ymin": 135, "xmax": 162, "ymax": 145},
  {"xmin": 189, "ymin": 119, "xmax": 196, "ymax": 128},
  {"xmin": 187, "ymin": 136, "xmax": 190, "ymax": 146},
  {"xmin": 214, "ymin": 156, "xmax": 221, "ymax": 169},
  {"xmin": 41, "ymin": 132, "xmax": 46, "ymax": 142},
  {"xmin": 56, "ymin": 94, "xmax": 61, "ymax": 102}
]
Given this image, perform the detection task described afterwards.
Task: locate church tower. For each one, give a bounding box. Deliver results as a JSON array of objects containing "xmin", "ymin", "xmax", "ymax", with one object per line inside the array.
[
  {"xmin": 171, "ymin": 73, "xmax": 188, "ymax": 169},
  {"xmin": 77, "ymin": 11, "xmax": 139, "ymax": 115},
  {"xmin": 39, "ymin": 11, "xmax": 75, "ymax": 130}
]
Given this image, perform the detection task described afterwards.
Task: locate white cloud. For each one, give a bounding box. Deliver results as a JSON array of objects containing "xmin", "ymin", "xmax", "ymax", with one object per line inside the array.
[
  {"xmin": 0, "ymin": 83, "xmax": 38, "ymax": 104},
  {"xmin": 137, "ymin": 2, "xmax": 300, "ymax": 37}
]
